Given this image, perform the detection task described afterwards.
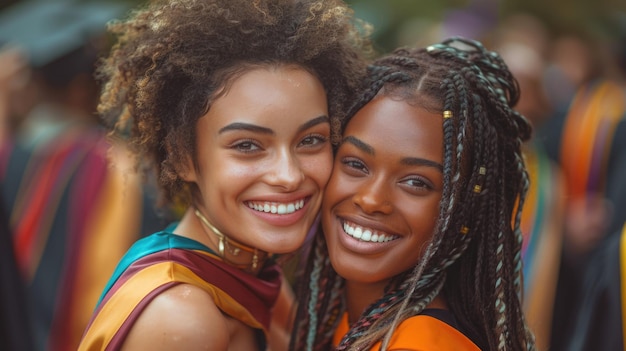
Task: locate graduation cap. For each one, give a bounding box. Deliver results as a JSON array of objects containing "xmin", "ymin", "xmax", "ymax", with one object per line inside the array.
[{"xmin": 0, "ymin": 0, "xmax": 130, "ymax": 68}]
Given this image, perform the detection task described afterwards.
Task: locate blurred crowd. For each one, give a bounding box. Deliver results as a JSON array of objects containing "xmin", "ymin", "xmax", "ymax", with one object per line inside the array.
[
  {"xmin": 0, "ymin": 2, "xmax": 171, "ymax": 351},
  {"xmin": 0, "ymin": 0, "xmax": 625, "ymax": 350}
]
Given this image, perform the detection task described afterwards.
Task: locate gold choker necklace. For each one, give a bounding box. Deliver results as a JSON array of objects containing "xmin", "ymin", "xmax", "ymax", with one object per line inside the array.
[{"xmin": 194, "ymin": 209, "xmax": 263, "ymax": 271}]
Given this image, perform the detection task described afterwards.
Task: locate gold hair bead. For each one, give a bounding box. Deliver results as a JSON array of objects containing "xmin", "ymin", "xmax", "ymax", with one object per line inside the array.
[
  {"xmin": 460, "ymin": 226, "xmax": 470, "ymax": 235},
  {"xmin": 443, "ymin": 110, "xmax": 453, "ymax": 119},
  {"xmin": 473, "ymin": 185, "xmax": 482, "ymax": 193},
  {"xmin": 479, "ymin": 166, "xmax": 486, "ymax": 175}
]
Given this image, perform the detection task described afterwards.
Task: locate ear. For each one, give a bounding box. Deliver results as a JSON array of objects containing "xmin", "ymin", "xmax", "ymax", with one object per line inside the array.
[
  {"xmin": 167, "ymin": 136, "xmax": 197, "ymax": 183},
  {"xmin": 178, "ymin": 154, "xmax": 198, "ymax": 183}
]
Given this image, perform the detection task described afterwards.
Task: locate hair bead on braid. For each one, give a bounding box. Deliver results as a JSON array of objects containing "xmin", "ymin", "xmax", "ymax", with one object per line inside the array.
[{"xmin": 290, "ymin": 36, "xmax": 536, "ymax": 351}]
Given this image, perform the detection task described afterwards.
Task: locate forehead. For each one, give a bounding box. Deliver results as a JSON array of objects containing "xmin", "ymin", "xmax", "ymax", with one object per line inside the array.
[
  {"xmin": 226, "ymin": 66, "xmax": 319, "ymax": 94},
  {"xmin": 200, "ymin": 66, "xmax": 328, "ymax": 132},
  {"xmin": 344, "ymin": 95, "xmax": 443, "ymax": 156}
]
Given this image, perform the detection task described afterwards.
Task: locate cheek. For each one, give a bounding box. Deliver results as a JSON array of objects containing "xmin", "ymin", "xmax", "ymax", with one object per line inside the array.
[
  {"xmin": 322, "ymin": 212, "xmax": 341, "ymax": 261},
  {"xmin": 221, "ymin": 163, "xmax": 266, "ymax": 179},
  {"xmin": 199, "ymin": 157, "xmax": 265, "ymax": 195},
  {"xmin": 322, "ymin": 168, "xmax": 351, "ymax": 210},
  {"xmin": 302, "ymin": 152, "xmax": 333, "ymax": 188},
  {"xmin": 406, "ymin": 201, "xmax": 441, "ymax": 247}
]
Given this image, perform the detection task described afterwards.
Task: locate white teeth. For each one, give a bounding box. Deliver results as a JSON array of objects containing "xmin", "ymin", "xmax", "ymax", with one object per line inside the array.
[
  {"xmin": 342, "ymin": 221, "xmax": 397, "ymax": 243},
  {"xmin": 361, "ymin": 229, "xmax": 371, "ymax": 241},
  {"xmin": 354, "ymin": 227, "xmax": 362, "ymax": 239},
  {"xmin": 247, "ymin": 200, "xmax": 305, "ymax": 215}
]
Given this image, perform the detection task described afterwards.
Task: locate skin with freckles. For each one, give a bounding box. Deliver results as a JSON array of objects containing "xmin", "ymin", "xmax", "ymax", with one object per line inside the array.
[{"xmin": 322, "ymin": 94, "xmax": 444, "ymax": 322}]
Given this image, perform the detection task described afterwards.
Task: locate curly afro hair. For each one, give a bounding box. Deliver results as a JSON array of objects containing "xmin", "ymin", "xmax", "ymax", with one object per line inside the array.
[{"xmin": 97, "ymin": 0, "xmax": 372, "ymax": 208}]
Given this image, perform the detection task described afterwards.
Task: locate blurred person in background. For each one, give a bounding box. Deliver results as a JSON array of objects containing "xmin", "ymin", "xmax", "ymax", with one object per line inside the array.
[
  {"xmin": 0, "ymin": 48, "xmax": 33, "ymax": 346},
  {"xmin": 492, "ymin": 13, "xmax": 567, "ymax": 351},
  {"xmin": 566, "ymin": 220, "xmax": 626, "ymax": 351},
  {"xmin": 0, "ymin": 2, "xmax": 168, "ymax": 350},
  {"xmin": 556, "ymin": 13, "xmax": 626, "ymax": 351},
  {"xmin": 0, "ymin": 43, "xmax": 34, "ymax": 351},
  {"xmin": 534, "ymin": 15, "xmax": 626, "ymax": 351},
  {"xmin": 538, "ymin": 24, "xmax": 625, "ymax": 251}
]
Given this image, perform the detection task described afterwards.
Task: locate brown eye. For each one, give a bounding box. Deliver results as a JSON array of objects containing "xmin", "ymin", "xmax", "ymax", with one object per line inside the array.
[
  {"xmin": 231, "ymin": 140, "xmax": 261, "ymax": 153},
  {"xmin": 341, "ymin": 157, "xmax": 368, "ymax": 174},
  {"xmin": 299, "ymin": 134, "xmax": 328, "ymax": 147},
  {"xmin": 400, "ymin": 176, "xmax": 433, "ymax": 193}
]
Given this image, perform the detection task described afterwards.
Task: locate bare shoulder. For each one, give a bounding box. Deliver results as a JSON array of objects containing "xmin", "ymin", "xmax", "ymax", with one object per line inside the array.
[{"xmin": 121, "ymin": 283, "xmax": 229, "ymax": 351}]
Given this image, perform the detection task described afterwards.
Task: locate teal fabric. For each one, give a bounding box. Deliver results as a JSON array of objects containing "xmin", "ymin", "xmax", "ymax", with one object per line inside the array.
[{"xmin": 96, "ymin": 226, "xmax": 214, "ymax": 306}]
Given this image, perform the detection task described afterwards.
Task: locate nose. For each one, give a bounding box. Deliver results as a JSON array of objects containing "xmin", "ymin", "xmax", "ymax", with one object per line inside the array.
[
  {"xmin": 265, "ymin": 149, "xmax": 305, "ymax": 191},
  {"xmin": 353, "ymin": 176, "xmax": 393, "ymax": 215}
]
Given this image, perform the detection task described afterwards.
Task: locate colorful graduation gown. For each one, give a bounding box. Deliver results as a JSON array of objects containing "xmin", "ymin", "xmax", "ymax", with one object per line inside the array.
[
  {"xmin": 539, "ymin": 79, "xmax": 626, "ymax": 234},
  {"xmin": 333, "ymin": 310, "xmax": 481, "ymax": 350},
  {"xmin": 79, "ymin": 230, "xmax": 282, "ymax": 350},
  {"xmin": 519, "ymin": 143, "xmax": 565, "ymax": 350},
  {"xmin": 536, "ymin": 79, "xmax": 626, "ymax": 350},
  {"xmin": 0, "ymin": 128, "xmax": 166, "ymax": 351}
]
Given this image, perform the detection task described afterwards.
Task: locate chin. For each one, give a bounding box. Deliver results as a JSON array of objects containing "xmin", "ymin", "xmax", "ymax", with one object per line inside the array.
[
  {"xmin": 261, "ymin": 233, "xmax": 308, "ymax": 255},
  {"xmin": 336, "ymin": 267, "xmax": 375, "ymax": 283}
]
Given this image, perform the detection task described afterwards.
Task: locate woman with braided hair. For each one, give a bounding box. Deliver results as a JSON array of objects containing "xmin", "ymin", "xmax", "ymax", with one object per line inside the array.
[
  {"xmin": 77, "ymin": 0, "xmax": 370, "ymax": 350},
  {"xmin": 290, "ymin": 37, "xmax": 536, "ymax": 351}
]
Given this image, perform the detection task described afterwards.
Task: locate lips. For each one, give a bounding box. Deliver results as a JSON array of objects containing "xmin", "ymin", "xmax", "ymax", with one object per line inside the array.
[{"xmin": 341, "ymin": 219, "xmax": 399, "ymax": 243}]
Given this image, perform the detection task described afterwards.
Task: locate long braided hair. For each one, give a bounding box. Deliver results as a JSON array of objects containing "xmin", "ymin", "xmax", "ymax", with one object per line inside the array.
[{"xmin": 290, "ymin": 37, "xmax": 536, "ymax": 351}]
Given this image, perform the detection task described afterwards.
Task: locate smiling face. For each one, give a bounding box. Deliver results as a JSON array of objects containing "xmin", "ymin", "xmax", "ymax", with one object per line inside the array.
[
  {"xmin": 322, "ymin": 94, "xmax": 444, "ymax": 290},
  {"xmin": 184, "ymin": 65, "xmax": 332, "ymax": 254}
]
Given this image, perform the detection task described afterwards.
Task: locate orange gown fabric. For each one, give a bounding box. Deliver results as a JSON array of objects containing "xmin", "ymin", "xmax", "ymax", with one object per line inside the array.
[{"xmin": 333, "ymin": 312, "xmax": 481, "ymax": 350}]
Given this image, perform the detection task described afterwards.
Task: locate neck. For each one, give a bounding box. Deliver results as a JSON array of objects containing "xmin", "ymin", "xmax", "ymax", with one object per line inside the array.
[
  {"xmin": 344, "ymin": 279, "xmax": 389, "ymax": 324},
  {"xmin": 190, "ymin": 207, "xmax": 268, "ymax": 274},
  {"xmin": 344, "ymin": 279, "xmax": 449, "ymax": 324}
]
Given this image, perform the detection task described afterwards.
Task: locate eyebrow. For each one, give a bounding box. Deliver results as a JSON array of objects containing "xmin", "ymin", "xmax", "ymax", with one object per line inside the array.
[
  {"xmin": 342, "ymin": 135, "xmax": 443, "ymax": 171},
  {"xmin": 401, "ymin": 158, "xmax": 443, "ymax": 172},
  {"xmin": 342, "ymin": 136, "xmax": 374, "ymax": 155},
  {"xmin": 218, "ymin": 123, "xmax": 273, "ymax": 135},
  {"xmin": 298, "ymin": 115, "xmax": 329, "ymax": 133},
  {"xmin": 218, "ymin": 115, "xmax": 328, "ymax": 135}
]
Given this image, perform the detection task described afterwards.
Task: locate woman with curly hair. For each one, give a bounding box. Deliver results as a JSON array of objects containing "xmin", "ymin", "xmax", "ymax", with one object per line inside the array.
[
  {"xmin": 77, "ymin": 0, "xmax": 370, "ymax": 350},
  {"xmin": 290, "ymin": 37, "xmax": 536, "ymax": 351}
]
